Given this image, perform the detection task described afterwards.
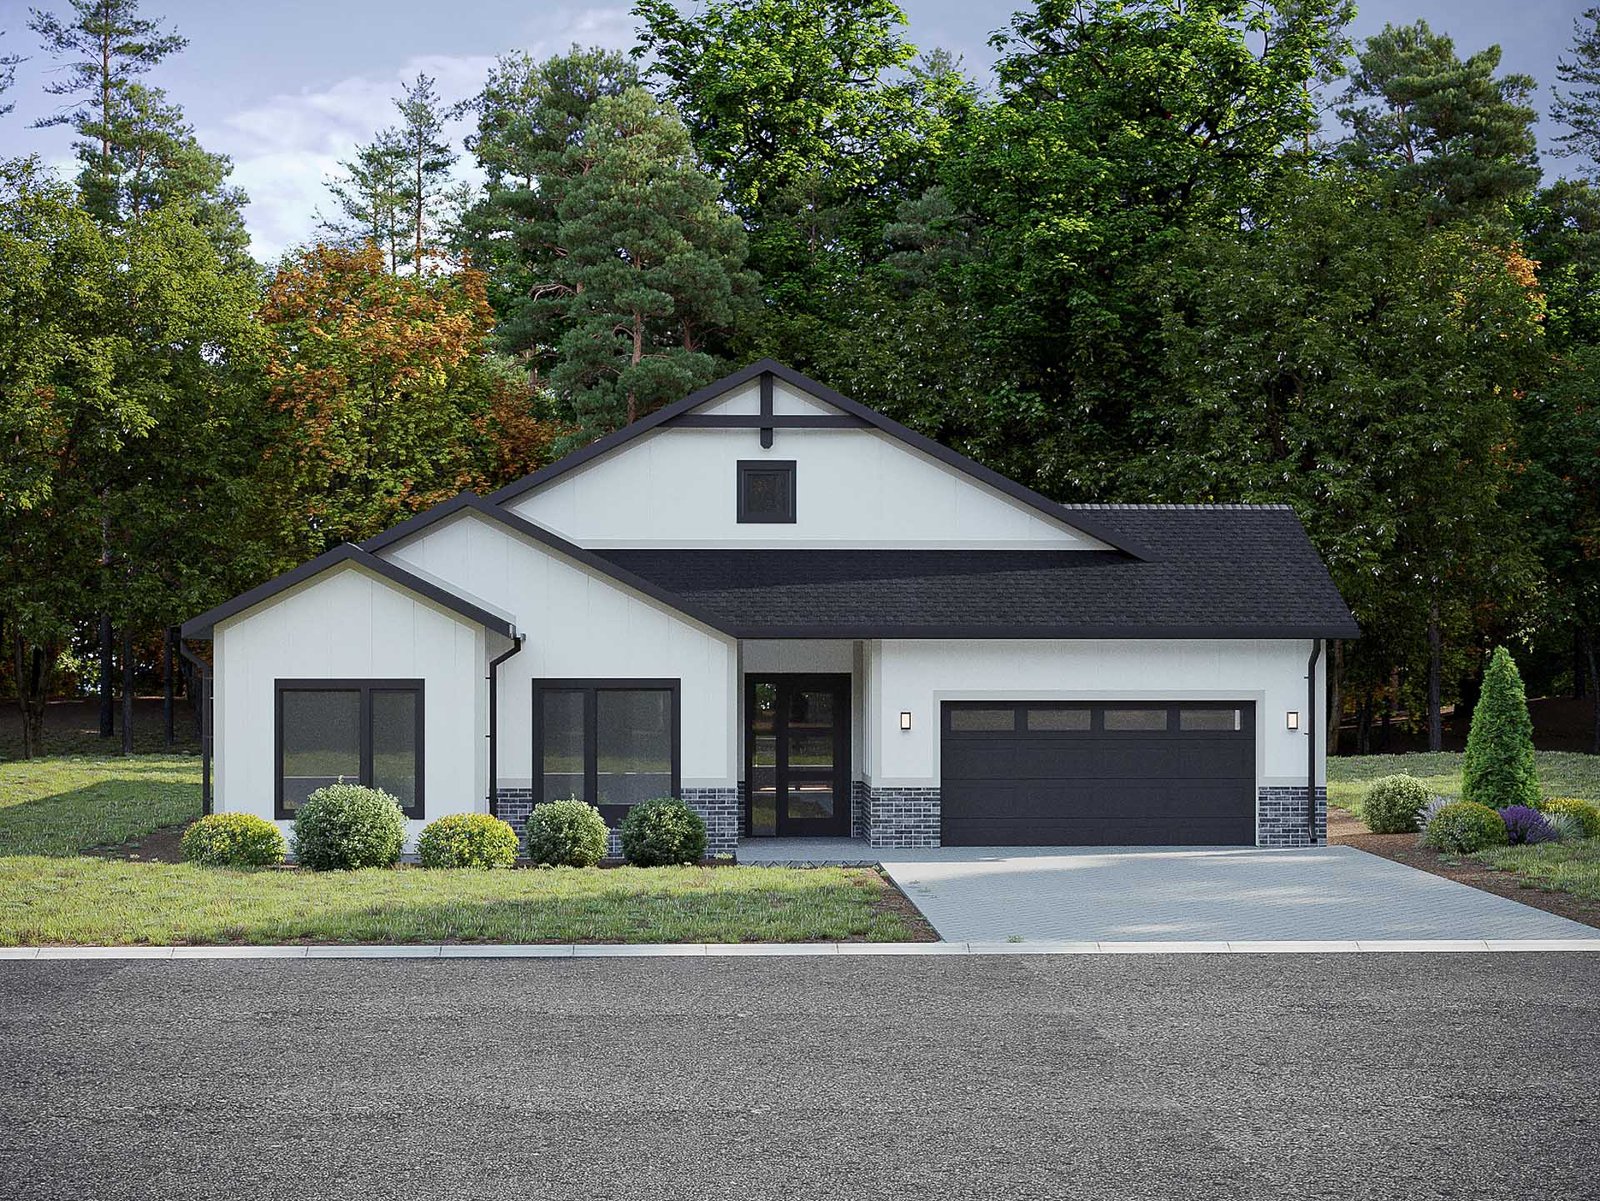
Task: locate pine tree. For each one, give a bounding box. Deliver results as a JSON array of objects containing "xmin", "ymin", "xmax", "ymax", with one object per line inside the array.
[
  {"xmin": 1554, "ymin": 6, "xmax": 1600, "ymax": 174},
  {"xmin": 321, "ymin": 129, "xmax": 408, "ymax": 271},
  {"xmin": 392, "ymin": 73, "xmax": 456, "ymax": 273},
  {"xmin": 1339, "ymin": 21, "xmax": 1539, "ymax": 221},
  {"xmin": 1461, "ymin": 646, "xmax": 1541, "ymax": 811},
  {"xmin": 0, "ymin": 27, "xmax": 23, "ymax": 116},
  {"xmin": 28, "ymin": 0, "xmax": 186, "ymax": 222},
  {"xmin": 549, "ymin": 87, "xmax": 752, "ymax": 436}
]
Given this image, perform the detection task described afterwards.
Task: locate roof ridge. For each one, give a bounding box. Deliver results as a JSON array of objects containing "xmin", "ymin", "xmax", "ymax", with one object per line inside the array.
[{"xmin": 1060, "ymin": 503, "xmax": 1295, "ymax": 511}]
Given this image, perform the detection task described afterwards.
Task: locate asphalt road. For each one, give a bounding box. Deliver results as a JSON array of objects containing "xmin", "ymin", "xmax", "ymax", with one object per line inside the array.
[{"xmin": 1, "ymin": 954, "xmax": 1596, "ymax": 1200}]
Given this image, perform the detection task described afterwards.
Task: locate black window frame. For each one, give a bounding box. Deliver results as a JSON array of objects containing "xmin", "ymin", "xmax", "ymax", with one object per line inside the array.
[
  {"xmin": 274, "ymin": 678, "xmax": 425, "ymax": 820},
  {"xmin": 532, "ymin": 678, "xmax": 681, "ymax": 825},
  {"xmin": 736, "ymin": 459, "xmax": 797, "ymax": 524}
]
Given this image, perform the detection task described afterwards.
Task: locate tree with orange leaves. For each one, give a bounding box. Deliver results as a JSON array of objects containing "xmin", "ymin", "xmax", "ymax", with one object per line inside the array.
[{"xmin": 259, "ymin": 242, "xmax": 561, "ymax": 559}]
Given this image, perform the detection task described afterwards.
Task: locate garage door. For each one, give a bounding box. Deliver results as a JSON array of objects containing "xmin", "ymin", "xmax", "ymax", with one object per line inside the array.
[{"xmin": 940, "ymin": 701, "xmax": 1255, "ymax": 846}]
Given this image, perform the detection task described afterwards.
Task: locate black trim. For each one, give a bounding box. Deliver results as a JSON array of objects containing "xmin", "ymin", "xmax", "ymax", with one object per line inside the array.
[
  {"xmin": 759, "ymin": 370, "xmax": 774, "ymax": 449},
  {"xmin": 274, "ymin": 679, "xmax": 425, "ymax": 820},
  {"xmin": 724, "ymin": 623, "xmax": 1357, "ymax": 640},
  {"xmin": 482, "ymin": 359, "xmax": 1151, "ymax": 560},
  {"xmin": 1307, "ymin": 638, "xmax": 1322, "ymax": 835},
  {"xmin": 531, "ymin": 678, "xmax": 681, "ymax": 825},
  {"xmin": 673, "ymin": 414, "xmax": 869, "ymax": 429},
  {"xmin": 359, "ymin": 493, "xmax": 736, "ymax": 635},
  {"xmin": 181, "ymin": 542, "xmax": 515, "ymax": 640},
  {"xmin": 736, "ymin": 460, "xmax": 797, "ymax": 524}
]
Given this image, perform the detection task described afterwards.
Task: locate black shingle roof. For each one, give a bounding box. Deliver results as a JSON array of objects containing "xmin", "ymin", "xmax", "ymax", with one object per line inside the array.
[{"xmin": 597, "ymin": 506, "xmax": 1358, "ymax": 639}]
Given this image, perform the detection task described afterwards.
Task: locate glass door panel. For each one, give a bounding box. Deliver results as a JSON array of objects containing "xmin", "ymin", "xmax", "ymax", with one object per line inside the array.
[{"xmin": 745, "ymin": 675, "xmax": 850, "ymax": 837}]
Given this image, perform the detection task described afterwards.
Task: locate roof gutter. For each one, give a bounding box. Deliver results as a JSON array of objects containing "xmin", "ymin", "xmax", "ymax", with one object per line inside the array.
[
  {"xmin": 1308, "ymin": 638, "xmax": 1323, "ymax": 843},
  {"xmin": 487, "ymin": 635, "xmax": 525, "ymax": 818}
]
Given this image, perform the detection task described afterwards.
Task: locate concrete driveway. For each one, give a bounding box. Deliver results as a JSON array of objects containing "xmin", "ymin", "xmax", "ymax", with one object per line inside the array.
[{"xmin": 871, "ymin": 845, "xmax": 1598, "ymax": 943}]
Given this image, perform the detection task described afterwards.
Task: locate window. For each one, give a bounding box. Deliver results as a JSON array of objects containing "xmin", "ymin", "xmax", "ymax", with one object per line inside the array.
[
  {"xmin": 737, "ymin": 460, "xmax": 796, "ymax": 523},
  {"xmin": 1102, "ymin": 708, "xmax": 1169, "ymax": 731},
  {"xmin": 276, "ymin": 680, "xmax": 423, "ymax": 819},
  {"xmin": 948, "ymin": 707, "xmax": 1016, "ymax": 732},
  {"xmin": 1027, "ymin": 707, "xmax": 1092, "ymax": 732},
  {"xmin": 534, "ymin": 680, "xmax": 680, "ymax": 824},
  {"xmin": 1179, "ymin": 708, "xmax": 1242, "ymax": 732}
]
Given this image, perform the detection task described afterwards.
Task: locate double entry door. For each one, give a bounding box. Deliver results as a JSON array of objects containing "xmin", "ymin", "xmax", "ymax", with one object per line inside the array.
[{"xmin": 745, "ymin": 674, "xmax": 850, "ymax": 837}]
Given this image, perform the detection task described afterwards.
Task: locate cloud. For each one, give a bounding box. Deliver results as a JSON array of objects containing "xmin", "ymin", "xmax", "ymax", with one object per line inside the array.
[{"xmin": 196, "ymin": 4, "xmax": 638, "ymax": 263}]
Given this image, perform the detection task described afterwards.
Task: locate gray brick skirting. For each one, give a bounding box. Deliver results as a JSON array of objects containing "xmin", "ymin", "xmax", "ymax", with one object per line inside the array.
[
  {"xmin": 851, "ymin": 780, "xmax": 869, "ymax": 840},
  {"xmin": 863, "ymin": 784, "xmax": 941, "ymax": 848},
  {"xmin": 1258, "ymin": 786, "xmax": 1327, "ymax": 848},
  {"xmin": 494, "ymin": 787, "xmax": 739, "ymax": 860}
]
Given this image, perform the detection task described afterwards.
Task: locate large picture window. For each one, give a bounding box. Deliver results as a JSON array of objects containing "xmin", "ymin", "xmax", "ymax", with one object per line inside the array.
[
  {"xmin": 533, "ymin": 679, "xmax": 680, "ymax": 824},
  {"xmin": 276, "ymin": 680, "xmax": 424, "ymax": 819}
]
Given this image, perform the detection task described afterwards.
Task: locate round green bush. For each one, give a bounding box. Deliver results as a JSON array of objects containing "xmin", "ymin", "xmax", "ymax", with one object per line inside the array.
[
  {"xmin": 525, "ymin": 798, "xmax": 608, "ymax": 867},
  {"xmin": 1537, "ymin": 797, "xmax": 1600, "ymax": 840},
  {"xmin": 180, "ymin": 813, "xmax": 286, "ymax": 867},
  {"xmin": 618, "ymin": 797, "xmax": 707, "ymax": 866},
  {"xmin": 416, "ymin": 813, "xmax": 519, "ymax": 869},
  {"xmin": 1461, "ymin": 646, "xmax": 1540, "ymax": 811},
  {"xmin": 1420, "ymin": 800, "xmax": 1509, "ymax": 854},
  {"xmin": 1362, "ymin": 775, "xmax": 1431, "ymax": 834},
  {"xmin": 291, "ymin": 784, "xmax": 407, "ymax": 871}
]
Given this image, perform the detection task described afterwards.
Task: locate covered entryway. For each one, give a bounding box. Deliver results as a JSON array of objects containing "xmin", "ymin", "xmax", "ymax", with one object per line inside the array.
[{"xmin": 939, "ymin": 701, "xmax": 1255, "ymax": 846}]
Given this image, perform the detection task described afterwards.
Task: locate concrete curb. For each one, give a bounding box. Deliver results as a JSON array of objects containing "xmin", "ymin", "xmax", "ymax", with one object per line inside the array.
[{"xmin": 3, "ymin": 938, "xmax": 1600, "ymax": 960}]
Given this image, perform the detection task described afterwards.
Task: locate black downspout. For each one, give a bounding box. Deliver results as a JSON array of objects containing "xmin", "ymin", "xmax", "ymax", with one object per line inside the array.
[
  {"xmin": 1307, "ymin": 639, "xmax": 1322, "ymax": 844},
  {"xmin": 487, "ymin": 635, "xmax": 524, "ymax": 817},
  {"xmin": 177, "ymin": 642, "xmax": 212, "ymax": 816}
]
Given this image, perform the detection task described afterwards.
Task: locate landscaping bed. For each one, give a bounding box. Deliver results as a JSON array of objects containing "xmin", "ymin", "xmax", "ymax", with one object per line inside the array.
[{"xmin": 0, "ymin": 755, "xmax": 935, "ymax": 946}]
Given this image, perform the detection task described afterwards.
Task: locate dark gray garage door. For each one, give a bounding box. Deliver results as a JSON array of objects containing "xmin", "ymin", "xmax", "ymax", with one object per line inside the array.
[{"xmin": 940, "ymin": 701, "xmax": 1255, "ymax": 846}]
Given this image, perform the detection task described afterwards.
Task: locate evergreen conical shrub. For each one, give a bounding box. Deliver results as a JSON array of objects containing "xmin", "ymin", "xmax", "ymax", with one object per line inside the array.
[{"xmin": 1461, "ymin": 646, "xmax": 1539, "ymax": 811}]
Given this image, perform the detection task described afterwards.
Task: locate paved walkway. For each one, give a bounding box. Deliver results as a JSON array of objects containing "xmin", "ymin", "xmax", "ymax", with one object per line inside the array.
[{"xmin": 869, "ymin": 845, "xmax": 1598, "ymax": 942}]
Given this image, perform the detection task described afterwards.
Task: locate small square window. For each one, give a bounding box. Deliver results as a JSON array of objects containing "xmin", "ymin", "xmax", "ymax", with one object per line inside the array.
[{"xmin": 737, "ymin": 460, "xmax": 796, "ymax": 523}]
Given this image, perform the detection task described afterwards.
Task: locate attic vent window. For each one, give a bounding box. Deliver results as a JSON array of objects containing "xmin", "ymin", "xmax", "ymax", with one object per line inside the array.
[{"xmin": 737, "ymin": 460, "xmax": 796, "ymax": 524}]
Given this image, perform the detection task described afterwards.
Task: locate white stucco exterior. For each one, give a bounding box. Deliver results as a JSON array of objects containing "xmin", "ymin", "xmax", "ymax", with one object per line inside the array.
[
  {"xmin": 505, "ymin": 380, "xmax": 1108, "ymax": 550},
  {"xmin": 377, "ymin": 511, "xmax": 738, "ymax": 788},
  {"xmin": 212, "ymin": 563, "xmax": 489, "ymax": 845}
]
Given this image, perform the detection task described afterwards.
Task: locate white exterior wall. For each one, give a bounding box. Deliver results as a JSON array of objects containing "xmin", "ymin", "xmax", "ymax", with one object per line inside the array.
[
  {"xmin": 213, "ymin": 564, "xmax": 487, "ymax": 847},
  {"xmin": 506, "ymin": 381, "xmax": 1105, "ymax": 550},
  {"xmin": 866, "ymin": 638, "xmax": 1323, "ymax": 790},
  {"xmin": 379, "ymin": 512, "xmax": 738, "ymax": 787}
]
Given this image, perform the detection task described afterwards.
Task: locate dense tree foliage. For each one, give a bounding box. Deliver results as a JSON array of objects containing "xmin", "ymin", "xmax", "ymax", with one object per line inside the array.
[{"xmin": 5, "ymin": 0, "xmax": 1600, "ymax": 759}]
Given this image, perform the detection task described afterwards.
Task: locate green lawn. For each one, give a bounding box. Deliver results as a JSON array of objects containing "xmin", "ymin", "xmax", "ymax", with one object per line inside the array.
[
  {"xmin": 0, "ymin": 755, "xmax": 202, "ymax": 855},
  {"xmin": 1326, "ymin": 751, "xmax": 1600, "ymax": 813},
  {"xmin": 1473, "ymin": 840, "xmax": 1600, "ymax": 902},
  {"xmin": 0, "ymin": 755, "xmax": 921, "ymax": 946}
]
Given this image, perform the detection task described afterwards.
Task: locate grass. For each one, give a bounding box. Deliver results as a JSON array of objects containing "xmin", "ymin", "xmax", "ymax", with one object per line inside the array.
[
  {"xmin": 0, "ymin": 754, "xmax": 920, "ymax": 946},
  {"xmin": 1472, "ymin": 840, "xmax": 1600, "ymax": 902},
  {"xmin": 1326, "ymin": 751, "xmax": 1600, "ymax": 814},
  {"xmin": 0, "ymin": 755, "xmax": 202, "ymax": 856},
  {"xmin": 0, "ymin": 858, "xmax": 914, "ymax": 946}
]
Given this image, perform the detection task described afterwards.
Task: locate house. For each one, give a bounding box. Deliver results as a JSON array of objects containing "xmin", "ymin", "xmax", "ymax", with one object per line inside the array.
[{"xmin": 180, "ymin": 360, "xmax": 1359, "ymax": 857}]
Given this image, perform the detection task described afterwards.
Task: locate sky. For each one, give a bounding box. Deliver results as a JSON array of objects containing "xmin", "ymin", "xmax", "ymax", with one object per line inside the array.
[{"xmin": 0, "ymin": 0, "xmax": 1588, "ymax": 262}]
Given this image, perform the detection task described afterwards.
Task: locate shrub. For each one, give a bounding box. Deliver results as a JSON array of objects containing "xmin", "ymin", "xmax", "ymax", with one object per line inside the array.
[
  {"xmin": 291, "ymin": 784, "xmax": 407, "ymax": 871},
  {"xmin": 416, "ymin": 813, "xmax": 519, "ymax": 869},
  {"xmin": 1543, "ymin": 810, "xmax": 1587, "ymax": 843},
  {"xmin": 1461, "ymin": 646, "xmax": 1539, "ymax": 811},
  {"xmin": 1537, "ymin": 797, "xmax": 1600, "ymax": 840},
  {"xmin": 1499, "ymin": 805, "xmax": 1559, "ymax": 846},
  {"xmin": 1416, "ymin": 794, "xmax": 1457, "ymax": 838},
  {"xmin": 1420, "ymin": 801, "xmax": 1509, "ymax": 854},
  {"xmin": 1362, "ymin": 775, "xmax": 1431, "ymax": 834},
  {"xmin": 619, "ymin": 797, "xmax": 707, "ymax": 866},
  {"xmin": 180, "ymin": 813, "xmax": 286, "ymax": 868},
  {"xmin": 525, "ymin": 798, "xmax": 608, "ymax": 867}
]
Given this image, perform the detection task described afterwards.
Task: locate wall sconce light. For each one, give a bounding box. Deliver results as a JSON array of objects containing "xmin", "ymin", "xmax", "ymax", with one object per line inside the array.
[
  {"xmin": 1286, "ymin": 711, "xmax": 1300, "ymax": 731},
  {"xmin": 899, "ymin": 710, "xmax": 913, "ymax": 731}
]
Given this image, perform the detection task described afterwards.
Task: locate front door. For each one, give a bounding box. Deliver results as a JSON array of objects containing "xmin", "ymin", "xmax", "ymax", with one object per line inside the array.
[{"xmin": 745, "ymin": 674, "xmax": 850, "ymax": 837}]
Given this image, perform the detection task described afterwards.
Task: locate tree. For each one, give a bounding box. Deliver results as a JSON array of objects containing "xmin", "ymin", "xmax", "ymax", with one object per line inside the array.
[
  {"xmin": 455, "ymin": 45, "xmax": 640, "ymax": 369},
  {"xmin": 0, "ymin": 27, "xmax": 23, "ymax": 116},
  {"xmin": 944, "ymin": 0, "xmax": 1352, "ymax": 500},
  {"xmin": 28, "ymin": 0, "xmax": 186, "ymax": 223},
  {"xmin": 548, "ymin": 88, "xmax": 753, "ymax": 435},
  {"xmin": 1553, "ymin": 6, "xmax": 1600, "ymax": 174},
  {"xmin": 1147, "ymin": 167, "xmax": 1545, "ymax": 749},
  {"xmin": 1338, "ymin": 21, "xmax": 1539, "ymax": 222},
  {"xmin": 392, "ymin": 73, "xmax": 456, "ymax": 273},
  {"xmin": 258, "ymin": 243, "xmax": 553, "ymax": 557},
  {"xmin": 321, "ymin": 129, "xmax": 408, "ymax": 271},
  {"xmin": 1461, "ymin": 646, "xmax": 1540, "ymax": 810}
]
